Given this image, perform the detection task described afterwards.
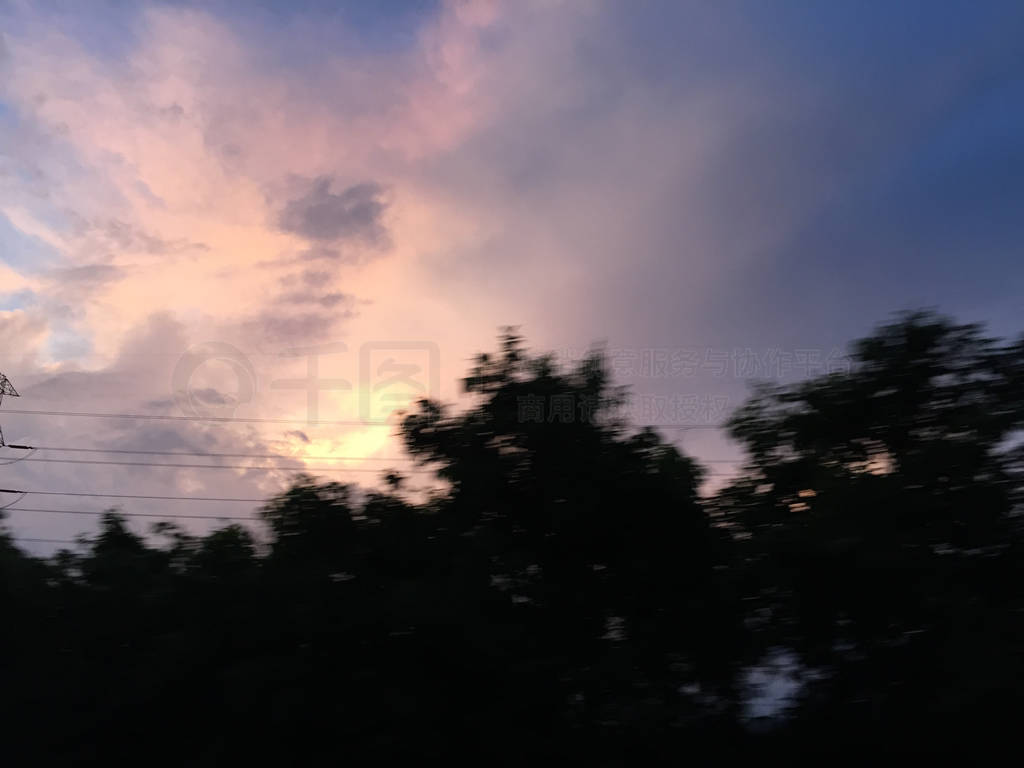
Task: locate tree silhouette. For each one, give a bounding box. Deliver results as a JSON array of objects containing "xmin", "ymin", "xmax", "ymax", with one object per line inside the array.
[
  {"xmin": 1, "ymin": 312, "xmax": 1022, "ymax": 761},
  {"xmin": 717, "ymin": 311, "xmax": 1024, "ymax": 753}
]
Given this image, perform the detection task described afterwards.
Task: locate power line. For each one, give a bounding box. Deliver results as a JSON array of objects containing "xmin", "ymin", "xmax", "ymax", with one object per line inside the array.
[
  {"xmin": 24, "ymin": 445, "xmax": 745, "ymax": 463},
  {"xmin": 4, "ymin": 455, "xmax": 738, "ymax": 476},
  {"xmin": 13, "ymin": 456, "xmax": 432, "ymax": 474},
  {"xmin": 30, "ymin": 445, "xmax": 412, "ymax": 462},
  {"xmin": 3, "ymin": 407, "xmax": 725, "ymax": 430},
  {"xmin": 0, "ymin": 488, "xmax": 263, "ymax": 502},
  {"xmin": 3, "ymin": 408, "xmax": 400, "ymax": 427},
  {"xmin": 5, "ymin": 506, "xmax": 255, "ymax": 521}
]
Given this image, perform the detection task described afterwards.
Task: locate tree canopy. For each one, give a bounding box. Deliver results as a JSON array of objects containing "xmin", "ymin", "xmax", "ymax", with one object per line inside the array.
[{"xmin": 2, "ymin": 312, "xmax": 1023, "ymax": 761}]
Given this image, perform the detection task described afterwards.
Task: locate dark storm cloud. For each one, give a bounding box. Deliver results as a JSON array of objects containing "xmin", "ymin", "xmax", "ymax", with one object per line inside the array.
[
  {"xmin": 278, "ymin": 289, "xmax": 354, "ymax": 309},
  {"xmin": 246, "ymin": 310, "xmax": 355, "ymax": 344},
  {"xmin": 275, "ymin": 269, "xmax": 357, "ymax": 312},
  {"xmin": 277, "ymin": 177, "xmax": 390, "ymax": 247},
  {"xmin": 298, "ymin": 246, "xmax": 343, "ymax": 262},
  {"xmin": 301, "ymin": 269, "xmax": 331, "ymax": 286}
]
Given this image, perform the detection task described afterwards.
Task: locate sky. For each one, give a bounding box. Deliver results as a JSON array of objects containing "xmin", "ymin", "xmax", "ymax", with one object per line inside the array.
[{"xmin": 2, "ymin": 0, "xmax": 1023, "ymax": 550}]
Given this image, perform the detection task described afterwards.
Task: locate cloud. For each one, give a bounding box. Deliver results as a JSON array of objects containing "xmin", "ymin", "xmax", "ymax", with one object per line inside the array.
[
  {"xmin": 47, "ymin": 264, "xmax": 124, "ymax": 288},
  {"xmin": 2, "ymin": 0, "xmax": 1023, "ymax": 546},
  {"xmin": 0, "ymin": 307, "xmax": 50, "ymax": 369},
  {"xmin": 278, "ymin": 290, "xmax": 353, "ymax": 309},
  {"xmin": 0, "ymin": 0, "xmax": 503, "ymax": 368},
  {"xmin": 276, "ymin": 177, "xmax": 391, "ymax": 249},
  {"xmin": 299, "ymin": 269, "xmax": 331, "ymax": 286},
  {"xmin": 98, "ymin": 219, "xmax": 209, "ymax": 255},
  {"xmin": 2, "ymin": 309, "xmax": 405, "ymax": 546},
  {"xmin": 245, "ymin": 310, "xmax": 355, "ymax": 344},
  {"xmin": 185, "ymin": 387, "xmax": 237, "ymax": 406},
  {"xmin": 297, "ymin": 246, "xmax": 343, "ymax": 262},
  {"xmin": 0, "ymin": 262, "xmax": 34, "ymax": 294}
]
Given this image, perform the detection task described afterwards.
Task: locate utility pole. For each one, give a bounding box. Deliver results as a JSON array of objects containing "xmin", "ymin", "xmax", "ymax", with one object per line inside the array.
[{"xmin": 0, "ymin": 372, "xmax": 19, "ymax": 448}]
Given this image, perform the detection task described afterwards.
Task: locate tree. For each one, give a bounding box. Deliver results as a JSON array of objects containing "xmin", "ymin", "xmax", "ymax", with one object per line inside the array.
[
  {"xmin": 3, "ymin": 314, "xmax": 1023, "ymax": 761},
  {"xmin": 400, "ymin": 331, "xmax": 741, "ymax": 753},
  {"xmin": 716, "ymin": 311, "xmax": 1024, "ymax": 752}
]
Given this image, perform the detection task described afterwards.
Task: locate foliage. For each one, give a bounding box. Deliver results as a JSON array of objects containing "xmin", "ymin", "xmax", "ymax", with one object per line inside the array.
[{"xmin": 2, "ymin": 313, "xmax": 1022, "ymax": 761}]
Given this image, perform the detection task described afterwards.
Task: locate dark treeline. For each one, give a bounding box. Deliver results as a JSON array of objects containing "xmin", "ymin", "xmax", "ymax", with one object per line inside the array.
[{"xmin": 2, "ymin": 311, "xmax": 1023, "ymax": 762}]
